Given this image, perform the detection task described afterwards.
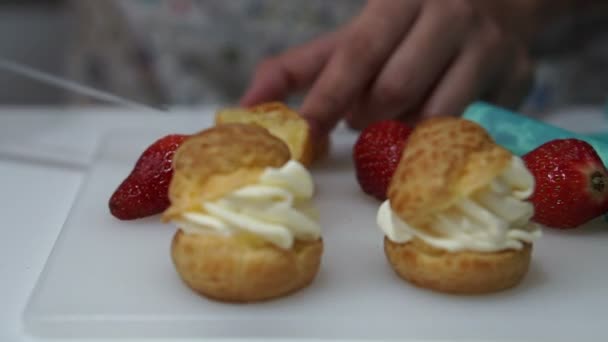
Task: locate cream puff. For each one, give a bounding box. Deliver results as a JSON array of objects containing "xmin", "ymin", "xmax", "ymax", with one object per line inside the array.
[
  {"xmin": 215, "ymin": 102, "xmax": 322, "ymax": 166},
  {"xmin": 162, "ymin": 124, "xmax": 323, "ymax": 302},
  {"xmin": 378, "ymin": 117, "xmax": 542, "ymax": 294}
]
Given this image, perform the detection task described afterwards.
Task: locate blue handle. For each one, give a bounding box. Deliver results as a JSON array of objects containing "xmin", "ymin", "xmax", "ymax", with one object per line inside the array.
[{"xmin": 462, "ymin": 102, "xmax": 608, "ymax": 164}]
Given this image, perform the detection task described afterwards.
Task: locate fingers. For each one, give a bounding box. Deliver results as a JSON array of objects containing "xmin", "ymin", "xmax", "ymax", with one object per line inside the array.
[
  {"xmin": 300, "ymin": 0, "xmax": 419, "ymax": 135},
  {"xmin": 347, "ymin": 0, "xmax": 474, "ymax": 129},
  {"xmin": 422, "ymin": 19, "xmax": 510, "ymax": 117},
  {"xmin": 243, "ymin": 0, "xmax": 532, "ymax": 139},
  {"xmin": 239, "ymin": 32, "xmax": 339, "ymax": 107},
  {"xmin": 487, "ymin": 46, "xmax": 534, "ymax": 110}
]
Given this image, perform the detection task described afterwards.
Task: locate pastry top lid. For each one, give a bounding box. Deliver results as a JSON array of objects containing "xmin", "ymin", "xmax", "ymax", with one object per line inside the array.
[
  {"xmin": 388, "ymin": 117, "xmax": 512, "ymax": 229},
  {"xmin": 162, "ymin": 123, "xmax": 290, "ymax": 221}
]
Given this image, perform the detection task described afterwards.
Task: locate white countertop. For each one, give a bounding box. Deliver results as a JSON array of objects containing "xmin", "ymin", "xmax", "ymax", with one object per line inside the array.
[
  {"xmin": 0, "ymin": 106, "xmax": 219, "ymax": 342},
  {"xmin": 1, "ymin": 105, "xmax": 606, "ymax": 342}
]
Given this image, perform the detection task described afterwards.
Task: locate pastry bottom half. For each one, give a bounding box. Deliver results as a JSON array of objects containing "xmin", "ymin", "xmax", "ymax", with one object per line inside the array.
[
  {"xmin": 171, "ymin": 229, "xmax": 323, "ymax": 302},
  {"xmin": 384, "ymin": 237, "xmax": 531, "ymax": 294}
]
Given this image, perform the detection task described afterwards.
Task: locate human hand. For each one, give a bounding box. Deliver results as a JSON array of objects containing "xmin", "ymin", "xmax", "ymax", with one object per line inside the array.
[{"xmin": 241, "ymin": 0, "xmax": 536, "ymax": 137}]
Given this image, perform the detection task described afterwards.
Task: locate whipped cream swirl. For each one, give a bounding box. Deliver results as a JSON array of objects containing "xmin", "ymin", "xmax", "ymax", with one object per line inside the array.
[
  {"xmin": 172, "ymin": 160, "xmax": 320, "ymax": 249},
  {"xmin": 378, "ymin": 156, "xmax": 542, "ymax": 252}
]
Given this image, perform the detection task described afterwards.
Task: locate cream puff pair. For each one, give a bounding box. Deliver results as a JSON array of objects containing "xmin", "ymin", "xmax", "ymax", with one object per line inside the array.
[{"xmin": 163, "ymin": 104, "xmax": 542, "ymax": 301}]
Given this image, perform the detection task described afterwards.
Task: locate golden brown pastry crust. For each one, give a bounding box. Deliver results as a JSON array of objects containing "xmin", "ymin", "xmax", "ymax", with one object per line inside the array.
[
  {"xmin": 215, "ymin": 102, "xmax": 315, "ymax": 166},
  {"xmin": 388, "ymin": 117, "xmax": 512, "ymax": 231},
  {"xmin": 162, "ymin": 124, "xmax": 290, "ymax": 221},
  {"xmin": 384, "ymin": 238, "xmax": 532, "ymax": 294},
  {"xmin": 171, "ymin": 230, "xmax": 323, "ymax": 302}
]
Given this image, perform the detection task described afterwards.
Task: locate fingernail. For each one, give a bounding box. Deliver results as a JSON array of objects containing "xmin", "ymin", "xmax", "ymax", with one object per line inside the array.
[
  {"xmin": 422, "ymin": 108, "xmax": 443, "ymax": 117},
  {"xmin": 306, "ymin": 116, "xmax": 326, "ymax": 139}
]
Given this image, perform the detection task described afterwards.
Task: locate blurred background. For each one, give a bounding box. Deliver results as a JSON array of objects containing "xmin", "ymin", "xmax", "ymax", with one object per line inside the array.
[
  {"xmin": 0, "ymin": 0, "xmax": 605, "ymax": 114},
  {"xmin": 0, "ymin": 0, "xmax": 361, "ymax": 108},
  {"xmin": 0, "ymin": 0, "xmax": 70, "ymax": 104}
]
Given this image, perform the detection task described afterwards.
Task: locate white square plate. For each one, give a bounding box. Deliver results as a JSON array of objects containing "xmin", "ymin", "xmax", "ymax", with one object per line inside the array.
[{"xmin": 23, "ymin": 124, "xmax": 608, "ymax": 340}]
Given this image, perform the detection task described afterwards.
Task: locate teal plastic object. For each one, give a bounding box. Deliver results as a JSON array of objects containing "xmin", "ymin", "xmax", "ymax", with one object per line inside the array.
[
  {"xmin": 587, "ymin": 132, "xmax": 608, "ymax": 143},
  {"xmin": 462, "ymin": 102, "xmax": 608, "ymax": 164},
  {"xmin": 463, "ymin": 102, "xmax": 608, "ymax": 222}
]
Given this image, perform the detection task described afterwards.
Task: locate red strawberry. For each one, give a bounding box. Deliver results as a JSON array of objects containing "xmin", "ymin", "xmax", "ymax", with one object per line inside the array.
[
  {"xmin": 109, "ymin": 134, "xmax": 188, "ymax": 220},
  {"xmin": 522, "ymin": 138, "xmax": 608, "ymax": 229},
  {"xmin": 353, "ymin": 120, "xmax": 412, "ymax": 201}
]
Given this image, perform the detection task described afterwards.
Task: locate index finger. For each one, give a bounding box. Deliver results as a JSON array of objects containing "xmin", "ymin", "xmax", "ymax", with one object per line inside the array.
[
  {"xmin": 240, "ymin": 32, "xmax": 339, "ymax": 107},
  {"xmin": 300, "ymin": 0, "xmax": 419, "ymax": 135}
]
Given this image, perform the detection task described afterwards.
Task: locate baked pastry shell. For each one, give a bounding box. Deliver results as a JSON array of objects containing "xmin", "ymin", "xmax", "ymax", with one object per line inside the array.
[
  {"xmin": 171, "ymin": 229, "xmax": 323, "ymax": 302},
  {"xmin": 384, "ymin": 237, "xmax": 532, "ymax": 294}
]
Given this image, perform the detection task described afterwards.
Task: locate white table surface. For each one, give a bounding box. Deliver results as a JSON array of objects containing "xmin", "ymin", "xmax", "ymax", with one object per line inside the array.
[{"xmin": 1, "ymin": 105, "xmax": 606, "ymax": 342}]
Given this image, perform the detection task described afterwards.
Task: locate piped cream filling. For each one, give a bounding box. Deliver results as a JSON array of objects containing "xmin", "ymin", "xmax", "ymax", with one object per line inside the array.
[
  {"xmin": 377, "ymin": 156, "xmax": 542, "ymax": 252},
  {"xmin": 172, "ymin": 160, "xmax": 321, "ymax": 249}
]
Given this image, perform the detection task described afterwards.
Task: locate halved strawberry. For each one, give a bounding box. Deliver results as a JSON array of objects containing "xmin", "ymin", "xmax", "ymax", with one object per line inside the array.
[
  {"xmin": 353, "ymin": 120, "xmax": 412, "ymax": 201},
  {"xmin": 523, "ymin": 138, "xmax": 608, "ymax": 229}
]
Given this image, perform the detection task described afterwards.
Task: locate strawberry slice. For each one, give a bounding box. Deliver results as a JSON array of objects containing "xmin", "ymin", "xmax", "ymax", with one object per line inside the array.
[{"xmin": 109, "ymin": 134, "xmax": 188, "ymax": 220}]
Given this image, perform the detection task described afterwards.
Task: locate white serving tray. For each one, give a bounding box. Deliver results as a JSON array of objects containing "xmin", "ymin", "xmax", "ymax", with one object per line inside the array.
[{"xmin": 23, "ymin": 125, "xmax": 608, "ymax": 340}]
